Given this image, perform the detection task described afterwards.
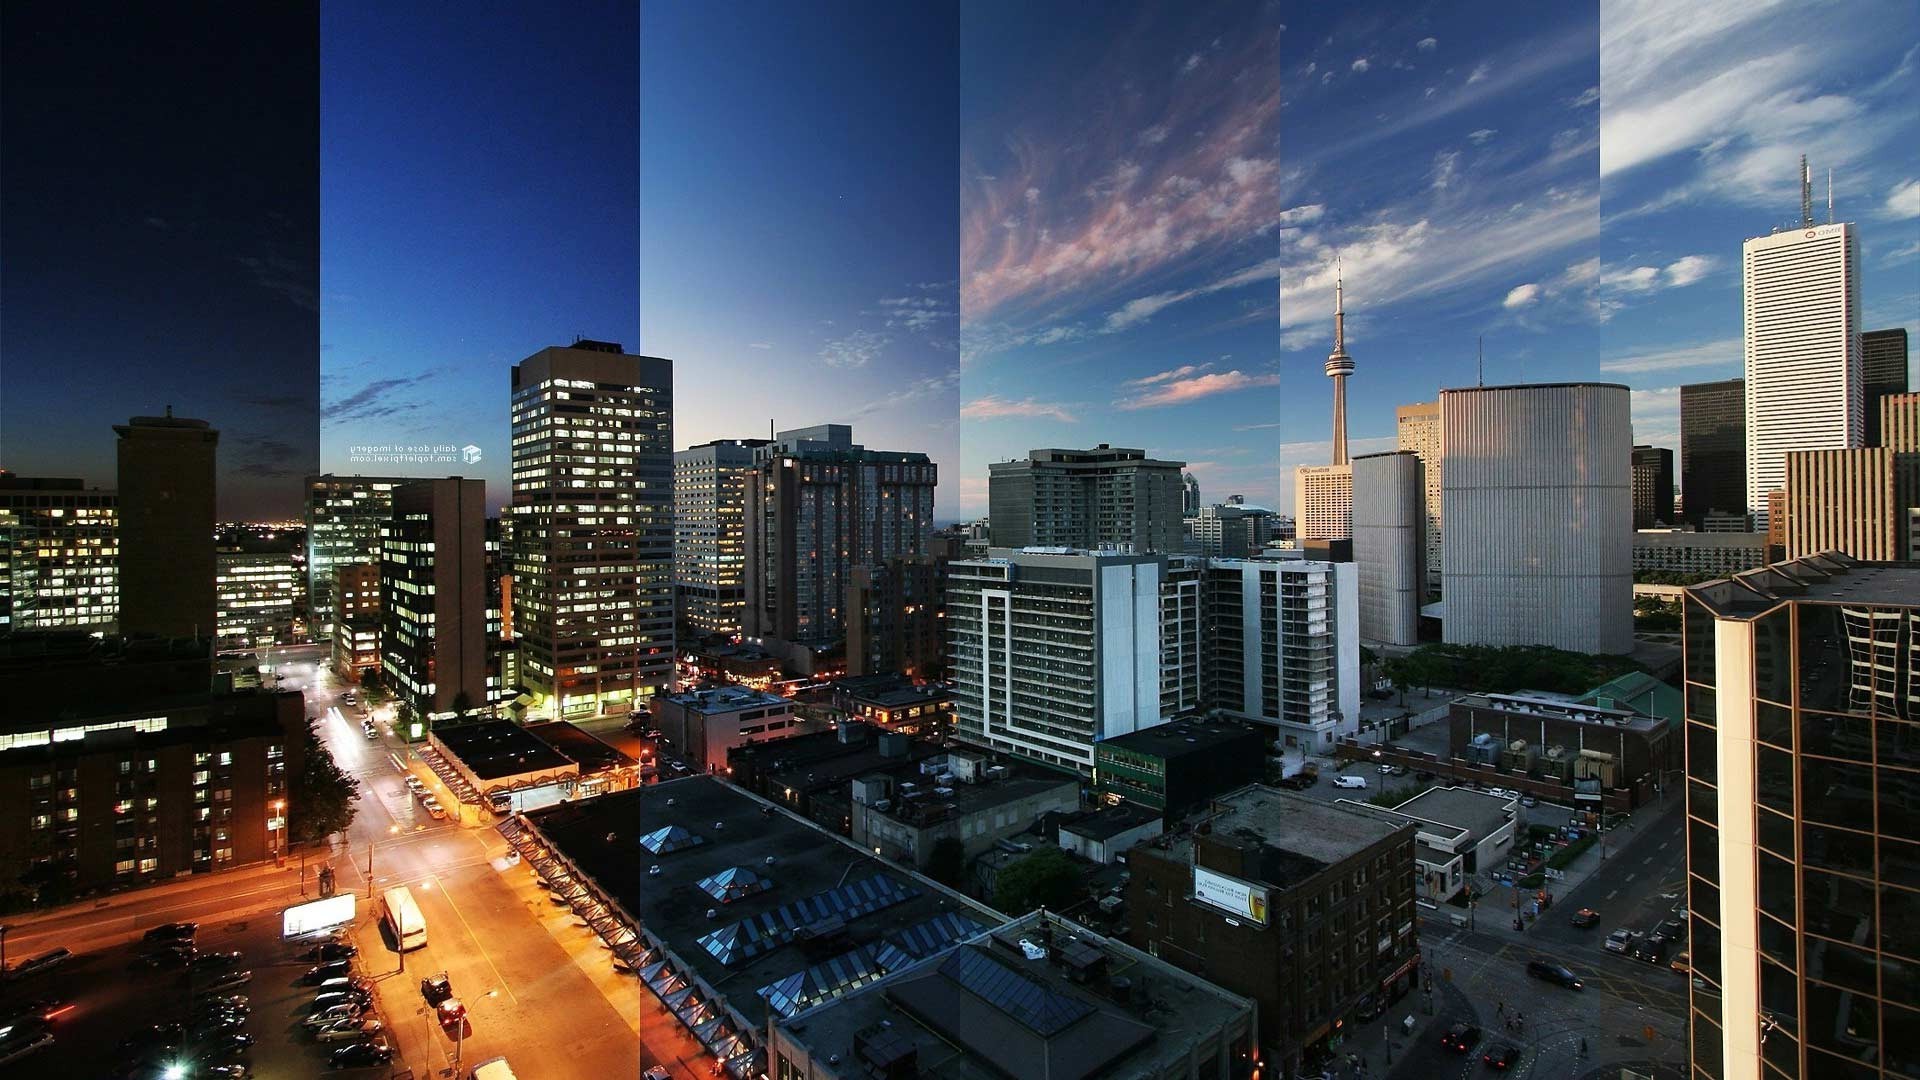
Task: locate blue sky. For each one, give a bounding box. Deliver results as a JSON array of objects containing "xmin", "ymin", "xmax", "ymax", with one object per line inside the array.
[
  {"xmin": 643, "ymin": 2, "xmax": 960, "ymax": 515},
  {"xmin": 320, "ymin": 3, "xmax": 639, "ymax": 508},
  {"xmin": 959, "ymin": 1, "xmax": 1286, "ymax": 518}
]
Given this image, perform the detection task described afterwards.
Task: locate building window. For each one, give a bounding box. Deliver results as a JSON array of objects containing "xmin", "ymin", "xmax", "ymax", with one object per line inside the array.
[
  {"xmin": 115, "ymin": 859, "xmax": 136, "ymax": 876},
  {"xmin": 214, "ymin": 847, "xmax": 234, "ymax": 864}
]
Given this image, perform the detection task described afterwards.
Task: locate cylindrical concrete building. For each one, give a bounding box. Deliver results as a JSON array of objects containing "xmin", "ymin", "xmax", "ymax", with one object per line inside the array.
[
  {"xmin": 1352, "ymin": 451, "xmax": 1422, "ymax": 647},
  {"xmin": 1440, "ymin": 383, "xmax": 1633, "ymax": 655}
]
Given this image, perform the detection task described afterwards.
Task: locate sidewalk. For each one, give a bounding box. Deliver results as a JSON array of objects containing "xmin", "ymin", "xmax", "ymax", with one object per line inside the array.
[{"xmin": 2, "ymin": 857, "xmax": 307, "ymax": 931}]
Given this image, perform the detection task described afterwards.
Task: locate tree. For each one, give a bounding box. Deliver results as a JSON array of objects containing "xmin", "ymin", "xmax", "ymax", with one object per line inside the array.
[
  {"xmin": 992, "ymin": 847, "xmax": 1084, "ymax": 914},
  {"xmin": 926, "ymin": 836, "xmax": 967, "ymax": 887},
  {"xmin": 290, "ymin": 720, "xmax": 361, "ymax": 845}
]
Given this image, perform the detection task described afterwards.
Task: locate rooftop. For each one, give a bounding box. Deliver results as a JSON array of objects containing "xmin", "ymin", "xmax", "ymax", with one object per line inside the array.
[
  {"xmin": 1059, "ymin": 804, "xmax": 1160, "ymax": 842},
  {"xmin": 661, "ymin": 685, "xmax": 791, "ymax": 714},
  {"xmin": 1574, "ymin": 672, "xmax": 1683, "ymax": 730},
  {"xmin": 433, "ymin": 720, "xmax": 574, "ymax": 781},
  {"xmin": 1387, "ymin": 786, "xmax": 1516, "ymax": 842},
  {"xmin": 836, "ymin": 675, "xmax": 950, "ymax": 709},
  {"xmin": 1687, "ymin": 552, "xmax": 1920, "ymax": 617},
  {"xmin": 524, "ymin": 721, "xmax": 635, "ymax": 772},
  {"xmin": 863, "ymin": 755, "xmax": 1078, "ymax": 828},
  {"xmin": 1096, "ymin": 717, "xmax": 1269, "ymax": 760},
  {"xmin": 773, "ymin": 910, "xmax": 1253, "ymax": 1080},
  {"xmin": 1454, "ymin": 692, "xmax": 1665, "ymax": 735},
  {"xmin": 738, "ymin": 729, "xmax": 943, "ymax": 795},
  {"xmin": 525, "ymin": 777, "xmax": 1001, "ymax": 1035},
  {"xmin": 1151, "ymin": 785, "xmax": 1407, "ymax": 891}
]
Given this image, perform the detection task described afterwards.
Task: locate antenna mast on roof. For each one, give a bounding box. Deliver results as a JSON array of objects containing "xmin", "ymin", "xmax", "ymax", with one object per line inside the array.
[
  {"xmin": 1827, "ymin": 168, "xmax": 1834, "ymax": 224},
  {"xmin": 1800, "ymin": 154, "xmax": 1813, "ymax": 227},
  {"xmin": 1477, "ymin": 336, "xmax": 1484, "ymax": 388}
]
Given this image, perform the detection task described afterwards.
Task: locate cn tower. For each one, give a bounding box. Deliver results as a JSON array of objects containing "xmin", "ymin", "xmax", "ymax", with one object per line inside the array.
[{"xmin": 1326, "ymin": 259, "xmax": 1354, "ymax": 466}]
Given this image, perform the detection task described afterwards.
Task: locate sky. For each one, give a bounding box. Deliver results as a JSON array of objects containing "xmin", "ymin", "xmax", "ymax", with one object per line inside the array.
[
  {"xmin": 642, "ymin": 2, "xmax": 961, "ymax": 517},
  {"xmin": 959, "ymin": 1, "xmax": 1285, "ymax": 519},
  {"xmin": 319, "ymin": 2, "xmax": 640, "ymax": 510},
  {"xmin": 1, "ymin": 5, "xmax": 319, "ymax": 521},
  {"xmin": 1274, "ymin": 1, "xmax": 1602, "ymax": 513}
]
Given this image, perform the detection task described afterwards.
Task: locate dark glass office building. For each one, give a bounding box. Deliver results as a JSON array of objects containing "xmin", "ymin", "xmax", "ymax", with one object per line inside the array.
[
  {"xmin": 1682, "ymin": 553, "xmax": 1920, "ymax": 1079},
  {"xmin": 1681, "ymin": 379, "xmax": 1747, "ymax": 529},
  {"xmin": 1865, "ymin": 329, "xmax": 1910, "ymax": 448},
  {"xmin": 1634, "ymin": 444, "xmax": 1676, "ymax": 529}
]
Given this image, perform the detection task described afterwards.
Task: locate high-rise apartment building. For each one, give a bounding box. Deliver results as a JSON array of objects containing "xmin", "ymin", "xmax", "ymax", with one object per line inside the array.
[
  {"xmin": 947, "ymin": 549, "xmax": 1202, "ymax": 772},
  {"xmin": 1681, "ymin": 378, "xmax": 1746, "ymax": 529},
  {"xmin": 304, "ymin": 475, "xmax": 409, "ymax": 640},
  {"xmin": 845, "ymin": 555, "xmax": 945, "ymax": 681},
  {"xmin": 1681, "ymin": 553, "xmax": 1920, "ymax": 1080},
  {"xmin": 987, "ymin": 445, "xmax": 1184, "ymax": 553},
  {"xmin": 1781, "ymin": 447, "xmax": 1920, "ymax": 562},
  {"xmin": 0, "ymin": 474, "xmax": 118, "ymax": 635},
  {"xmin": 1863, "ymin": 327, "xmax": 1909, "ymax": 447},
  {"xmin": 381, "ymin": 478, "xmax": 489, "ymax": 733},
  {"xmin": 1352, "ymin": 451, "xmax": 1423, "ymax": 647},
  {"xmin": 1396, "ymin": 401, "xmax": 1443, "ymax": 597},
  {"xmin": 1202, "ymin": 555, "xmax": 1360, "ymax": 753},
  {"xmin": 743, "ymin": 425, "xmax": 935, "ymax": 650},
  {"xmin": 1743, "ymin": 218, "xmax": 1861, "ymax": 524},
  {"xmin": 673, "ymin": 438, "xmax": 768, "ymax": 641},
  {"xmin": 1441, "ymin": 383, "xmax": 1633, "ymax": 655},
  {"xmin": 1633, "ymin": 444, "xmax": 1676, "ymax": 529},
  {"xmin": 114, "ymin": 412, "xmax": 217, "ymax": 640},
  {"xmin": 509, "ymin": 341, "xmax": 674, "ymax": 720},
  {"xmin": 1189, "ymin": 504, "xmax": 1251, "ymax": 558},
  {"xmin": 1293, "ymin": 464, "xmax": 1353, "ymax": 542}
]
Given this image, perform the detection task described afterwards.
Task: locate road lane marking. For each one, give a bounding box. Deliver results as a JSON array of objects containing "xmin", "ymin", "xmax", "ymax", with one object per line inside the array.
[
  {"xmin": 1658, "ymin": 841, "xmax": 1669, "ymax": 850},
  {"xmin": 1625, "ymin": 873, "xmax": 1636, "ymax": 882},
  {"xmin": 1605, "ymin": 890, "xmax": 1618, "ymax": 900},
  {"xmin": 430, "ymin": 868, "xmax": 522, "ymax": 1008},
  {"xmin": 1643, "ymin": 856, "xmax": 1653, "ymax": 865}
]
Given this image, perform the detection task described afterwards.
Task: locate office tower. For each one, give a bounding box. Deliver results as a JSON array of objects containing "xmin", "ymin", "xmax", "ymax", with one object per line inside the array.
[
  {"xmin": 845, "ymin": 555, "xmax": 945, "ymax": 680},
  {"xmin": 1441, "ymin": 383, "xmax": 1632, "ymax": 654},
  {"xmin": 304, "ymin": 475, "xmax": 409, "ymax": 640},
  {"xmin": 1326, "ymin": 265, "xmax": 1355, "ymax": 466},
  {"xmin": 1203, "ymin": 555, "xmax": 1360, "ymax": 753},
  {"xmin": 1352, "ymin": 451, "xmax": 1423, "ymax": 646},
  {"xmin": 987, "ymin": 445, "xmax": 1184, "ymax": 552},
  {"xmin": 510, "ymin": 341, "xmax": 674, "ymax": 720},
  {"xmin": 744, "ymin": 425, "xmax": 936, "ymax": 651},
  {"xmin": 214, "ymin": 551, "xmax": 300, "ymax": 652},
  {"xmin": 329, "ymin": 562, "xmax": 381, "ymax": 681},
  {"xmin": 1189, "ymin": 504, "xmax": 1250, "ymax": 558},
  {"xmin": 1396, "ymin": 401, "xmax": 1443, "ymax": 597},
  {"xmin": 484, "ymin": 516, "xmax": 516, "ymax": 710},
  {"xmin": 1742, "ymin": 183, "xmax": 1861, "ymax": 523},
  {"xmin": 1182, "ymin": 472, "xmax": 1201, "ymax": 516},
  {"xmin": 1863, "ymin": 328, "xmax": 1909, "ymax": 446},
  {"xmin": 114, "ymin": 411, "xmax": 218, "ymax": 640},
  {"xmin": 0, "ymin": 474, "xmax": 118, "ymax": 634},
  {"xmin": 673, "ymin": 439, "xmax": 767, "ymax": 641},
  {"xmin": 381, "ymin": 478, "xmax": 488, "ymax": 733},
  {"xmin": 1633, "ymin": 444, "xmax": 1676, "ymax": 528},
  {"xmin": 947, "ymin": 549, "xmax": 1201, "ymax": 772},
  {"xmin": 1782, "ymin": 447, "xmax": 1920, "ymax": 561},
  {"xmin": 1681, "ymin": 379, "xmax": 1746, "ymax": 529},
  {"xmin": 1881, "ymin": 391, "xmax": 1920, "ymax": 453},
  {"xmin": 1293, "ymin": 465, "xmax": 1353, "ymax": 541},
  {"xmin": 1681, "ymin": 553, "xmax": 1920, "ymax": 1080}
]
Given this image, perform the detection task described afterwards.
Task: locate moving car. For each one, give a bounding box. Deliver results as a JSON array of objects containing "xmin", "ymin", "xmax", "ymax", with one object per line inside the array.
[
  {"xmin": 1332, "ymin": 775, "xmax": 1368, "ymax": 789},
  {"xmin": 330, "ymin": 1038, "xmax": 396, "ymax": 1068},
  {"xmin": 1, "ymin": 998, "xmax": 74, "ymax": 1027},
  {"xmin": 1441, "ymin": 1023, "xmax": 1482, "ymax": 1053},
  {"xmin": 1526, "ymin": 959, "xmax": 1584, "ymax": 990},
  {"xmin": 1483, "ymin": 1042, "xmax": 1520, "ymax": 1070},
  {"xmin": 1569, "ymin": 908, "xmax": 1601, "ymax": 929},
  {"xmin": 143, "ymin": 922, "xmax": 198, "ymax": 943},
  {"xmin": 1604, "ymin": 929, "xmax": 1637, "ymax": 954},
  {"xmin": 1670, "ymin": 950, "xmax": 1692, "ymax": 974}
]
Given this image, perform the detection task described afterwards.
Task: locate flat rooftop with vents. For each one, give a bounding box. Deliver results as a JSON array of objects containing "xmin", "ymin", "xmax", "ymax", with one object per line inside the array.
[
  {"xmin": 1154, "ymin": 784, "xmax": 1409, "ymax": 892},
  {"xmin": 430, "ymin": 719, "xmax": 578, "ymax": 787},
  {"xmin": 769, "ymin": 909, "xmax": 1256, "ymax": 1080}
]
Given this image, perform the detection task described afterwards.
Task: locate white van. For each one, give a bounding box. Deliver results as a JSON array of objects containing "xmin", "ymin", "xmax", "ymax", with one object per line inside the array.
[
  {"xmin": 1332, "ymin": 775, "xmax": 1368, "ymax": 789},
  {"xmin": 469, "ymin": 1056, "xmax": 518, "ymax": 1080}
]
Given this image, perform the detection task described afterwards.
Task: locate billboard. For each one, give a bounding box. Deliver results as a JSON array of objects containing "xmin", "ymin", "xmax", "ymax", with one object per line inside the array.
[
  {"xmin": 282, "ymin": 893, "xmax": 356, "ymax": 939},
  {"xmin": 1192, "ymin": 866, "xmax": 1269, "ymax": 925}
]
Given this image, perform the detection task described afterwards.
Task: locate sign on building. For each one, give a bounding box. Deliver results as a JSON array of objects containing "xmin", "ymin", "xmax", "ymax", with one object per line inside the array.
[{"xmin": 1192, "ymin": 866, "xmax": 1270, "ymax": 925}]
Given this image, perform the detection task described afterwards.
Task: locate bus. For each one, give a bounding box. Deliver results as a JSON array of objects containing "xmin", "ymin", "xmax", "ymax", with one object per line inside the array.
[
  {"xmin": 382, "ymin": 886, "xmax": 427, "ymax": 951},
  {"xmin": 468, "ymin": 1056, "xmax": 517, "ymax": 1080}
]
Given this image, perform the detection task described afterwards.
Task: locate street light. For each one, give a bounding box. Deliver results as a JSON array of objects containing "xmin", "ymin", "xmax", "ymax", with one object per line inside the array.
[{"xmin": 271, "ymin": 799, "xmax": 286, "ymax": 866}]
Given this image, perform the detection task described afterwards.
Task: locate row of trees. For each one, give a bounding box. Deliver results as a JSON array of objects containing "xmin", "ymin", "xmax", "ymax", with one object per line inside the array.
[{"xmin": 1375, "ymin": 643, "xmax": 1645, "ymax": 701}]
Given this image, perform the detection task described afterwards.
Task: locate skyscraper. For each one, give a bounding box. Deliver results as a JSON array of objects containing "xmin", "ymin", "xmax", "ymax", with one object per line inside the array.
[
  {"xmin": 1396, "ymin": 401, "xmax": 1443, "ymax": 597},
  {"xmin": 1681, "ymin": 378, "xmax": 1746, "ymax": 529},
  {"xmin": 1441, "ymin": 383, "xmax": 1632, "ymax": 655},
  {"xmin": 510, "ymin": 341, "xmax": 674, "ymax": 720},
  {"xmin": 744, "ymin": 425, "xmax": 935, "ymax": 651},
  {"xmin": 114, "ymin": 411, "xmax": 217, "ymax": 640},
  {"xmin": 1781, "ymin": 447, "xmax": 1920, "ymax": 561},
  {"xmin": 1681, "ymin": 553, "xmax": 1920, "ymax": 1080},
  {"xmin": 1326, "ymin": 263, "xmax": 1354, "ymax": 467},
  {"xmin": 987, "ymin": 445, "xmax": 1184, "ymax": 552},
  {"xmin": 1881, "ymin": 392, "xmax": 1920, "ymax": 453},
  {"xmin": 1352, "ymin": 451, "xmax": 1423, "ymax": 646},
  {"xmin": 304, "ymin": 475, "xmax": 409, "ymax": 641},
  {"xmin": 381, "ymin": 478, "xmax": 489, "ymax": 733},
  {"xmin": 1632, "ymin": 444, "xmax": 1675, "ymax": 529},
  {"xmin": 1182, "ymin": 471, "xmax": 1201, "ymax": 517},
  {"xmin": 1742, "ymin": 183, "xmax": 1861, "ymax": 523},
  {"xmin": 0, "ymin": 474, "xmax": 118, "ymax": 635},
  {"xmin": 673, "ymin": 438, "xmax": 769, "ymax": 641},
  {"xmin": 1863, "ymin": 327, "xmax": 1910, "ymax": 446}
]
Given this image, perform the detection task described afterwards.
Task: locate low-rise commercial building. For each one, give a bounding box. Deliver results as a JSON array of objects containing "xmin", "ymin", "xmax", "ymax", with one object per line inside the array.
[
  {"xmin": 849, "ymin": 751, "xmax": 1081, "ymax": 869},
  {"xmin": 429, "ymin": 719, "xmax": 579, "ymax": 799},
  {"xmin": 768, "ymin": 909, "xmax": 1259, "ymax": 1080},
  {"xmin": 652, "ymin": 685, "xmax": 814, "ymax": 773},
  {"xmin": 1337, "ymin": 786, "xmax": 1519, "ymax": 905},
  {"xmin": 729, "ymin": 725, "xmax": 941, "ymax": 835},
  {"xmin": 1057, "ymin": 804, "xmax": 1164, "ymax": 865},
  {"xmin": 1631, "ymin": 530, "xmax": 1768, "ymax": 580},
  {"xmin": 1093, "ymin": 717, "xmax": 1269, "ymax": 820},
  {"xmin": 832, "ymin": 675, "xmax": 953, "ymax": 736},
  {"xmin": 328, "ymin": 562, "xmax": 381, "ymax": 681},
  {"xmin": 1449, "ymin": 691, "xmax": 1678, "ymax": 802},
  {"xmin": 1126, "ymin": 785, "xmax": 1417, "ymax": 1076}
]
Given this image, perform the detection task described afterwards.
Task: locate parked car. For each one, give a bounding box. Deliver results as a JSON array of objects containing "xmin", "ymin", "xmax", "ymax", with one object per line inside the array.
[
  {"xmin": 298, "ymin": 942, "xmax": 357, "ymax": 963},
  {"xmin": 644, "ymin": 1068, "xmax": 672, "ymax": 1080},
  {"xmin": 201, "ymin": 970, "xmax": 254, "ymax": 992},
  {"xmin": 298, "ymin": 960, "xmax": 352, "ymax": 985},
  {"xmin": 329, "ymin": 1038, "xmax": 395, "ymax": 1068},
  {"xmin": 144, "ymin": 944, "xmax": 197, "ymax": 968},
  {"xmin": 194, "ymin": 993, "xmax": 250, "ymax": 1013},
  {"xmin": 314, "ymin": 1017, "xmax": 384, "ymax": 1044},
  {"xmin": 421, "ymin": 972, "xmax": 455, "ymax": 1006},
  {"xmin": 1332, "ymin": 775, "xmax": 1368, "ymax": 789},
  {"xmin": 1604, "ymin": 929, "xmax": 1637, "ymax": 954},
  {"xmin": 311, "ymin": 990, "xmax": 373, "ymax": 1014},
  {"xmin": 0, "ymin": 1024, "xmax": 54, "ymax": 1066},
  {"xmin": 303, "ymin": 1002, "xmax": 365, "ymax": 1028},
  {"xmin": 1569, "ymin": 908, "xmax": 1601, "ymax": 929},
  {"xmin": 1670, "ymin": 950, "xmax": 1692, "ymax": 974},
  {"xmin": 142, "ymin": 922, "xmax": 198, "ymax": 943},
  {"xmin": 1520, "ymin": 795, "xmax": 1538, "ymax": 807},
  {"xmin": 1526, "ymin": 959, "xmax": 1584, "ymax": 990},
  {"xmin": 1483, "ymin": 1042, "xmax": 1520, "ymax": 1070},
  {"xmin": 188, "ymin": 950, "xmax": 246, "ymax": 972},
  {"xmin": 8, "ymin": 947, "xmax": 73, "ymax": 978},
  {"xmin": 404, "ymin": 776, "xmax": 427, "ymax": 794},
  {"xmin": 1631, "ymin": 937, "xmax": 1669, "ymax": 965},
  {"xmin": 1441, "ymin": 1023, "xmax": 1482, "ymax": 1053},
  {"xmin": 424, "ymin": 802, "xmax": 449, "ymax": 820},
  {"xmin": 1651, "ymin": 919, "xmax": 1688, "ymax": 947}
]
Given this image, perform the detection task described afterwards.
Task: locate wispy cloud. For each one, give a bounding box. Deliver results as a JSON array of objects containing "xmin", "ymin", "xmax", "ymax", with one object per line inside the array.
[
  {"xmin": 748, "ymin": 342, "xmax": 773, "ymax": 350},
  {"xmin": 819, "ymin": 329, "xmax": 890, "ymax": 369},
  {"xmin": 1503, "ymin": 282, "xmax": 1542, "ymax": 309},
  {"xmin": 839, "ymin": 370, "xmax": 961, "ymax": 422},
  {"xmin": 1888, "ymin": 178, "xmax": 1920, "ymax": 219},
  {"xmin": 1116, "ymin": 368, "xmax": 1278, "ymax": 410},
  {"xmin": 323, "ymin": 373, "xmax": 439, "ymax": 421},
  {"xmin": 961, "ymin": 395, "xmax": 1078, "ymax": 423}
]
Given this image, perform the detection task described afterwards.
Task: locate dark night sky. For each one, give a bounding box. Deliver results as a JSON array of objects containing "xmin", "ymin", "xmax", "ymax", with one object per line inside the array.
[{"xmin": 1, "ymin": 3, "xmax": 320, "ymax": 520}]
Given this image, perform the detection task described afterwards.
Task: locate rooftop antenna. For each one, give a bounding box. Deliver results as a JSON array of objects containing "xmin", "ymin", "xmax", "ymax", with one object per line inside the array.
[
  {"xmin": 1827, "ymin": 168, "xmax": 1833, "ymax": 224},
  {"xmin": 1800, "ymin": 154, "xmax": 1813, "ymax": 228},
  {"xmin": 1477, "ymin": 336, "xmax": 1484, "ymax": 387}
]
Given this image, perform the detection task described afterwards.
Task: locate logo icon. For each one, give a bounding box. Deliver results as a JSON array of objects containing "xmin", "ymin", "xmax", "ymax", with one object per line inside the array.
[{"xmin": 462, "ymin": 444, "xmax": 483, "ymax": 465}]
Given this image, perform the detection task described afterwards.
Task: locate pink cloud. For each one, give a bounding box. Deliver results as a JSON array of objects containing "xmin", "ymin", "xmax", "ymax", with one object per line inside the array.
[
  {"xmin": 1116, "ymin": 369, "xmax": 1278, "ymax": 410},
  {"xmin": 961, "ymin": 395, "xmax": 1078, "ymax": 423}
]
